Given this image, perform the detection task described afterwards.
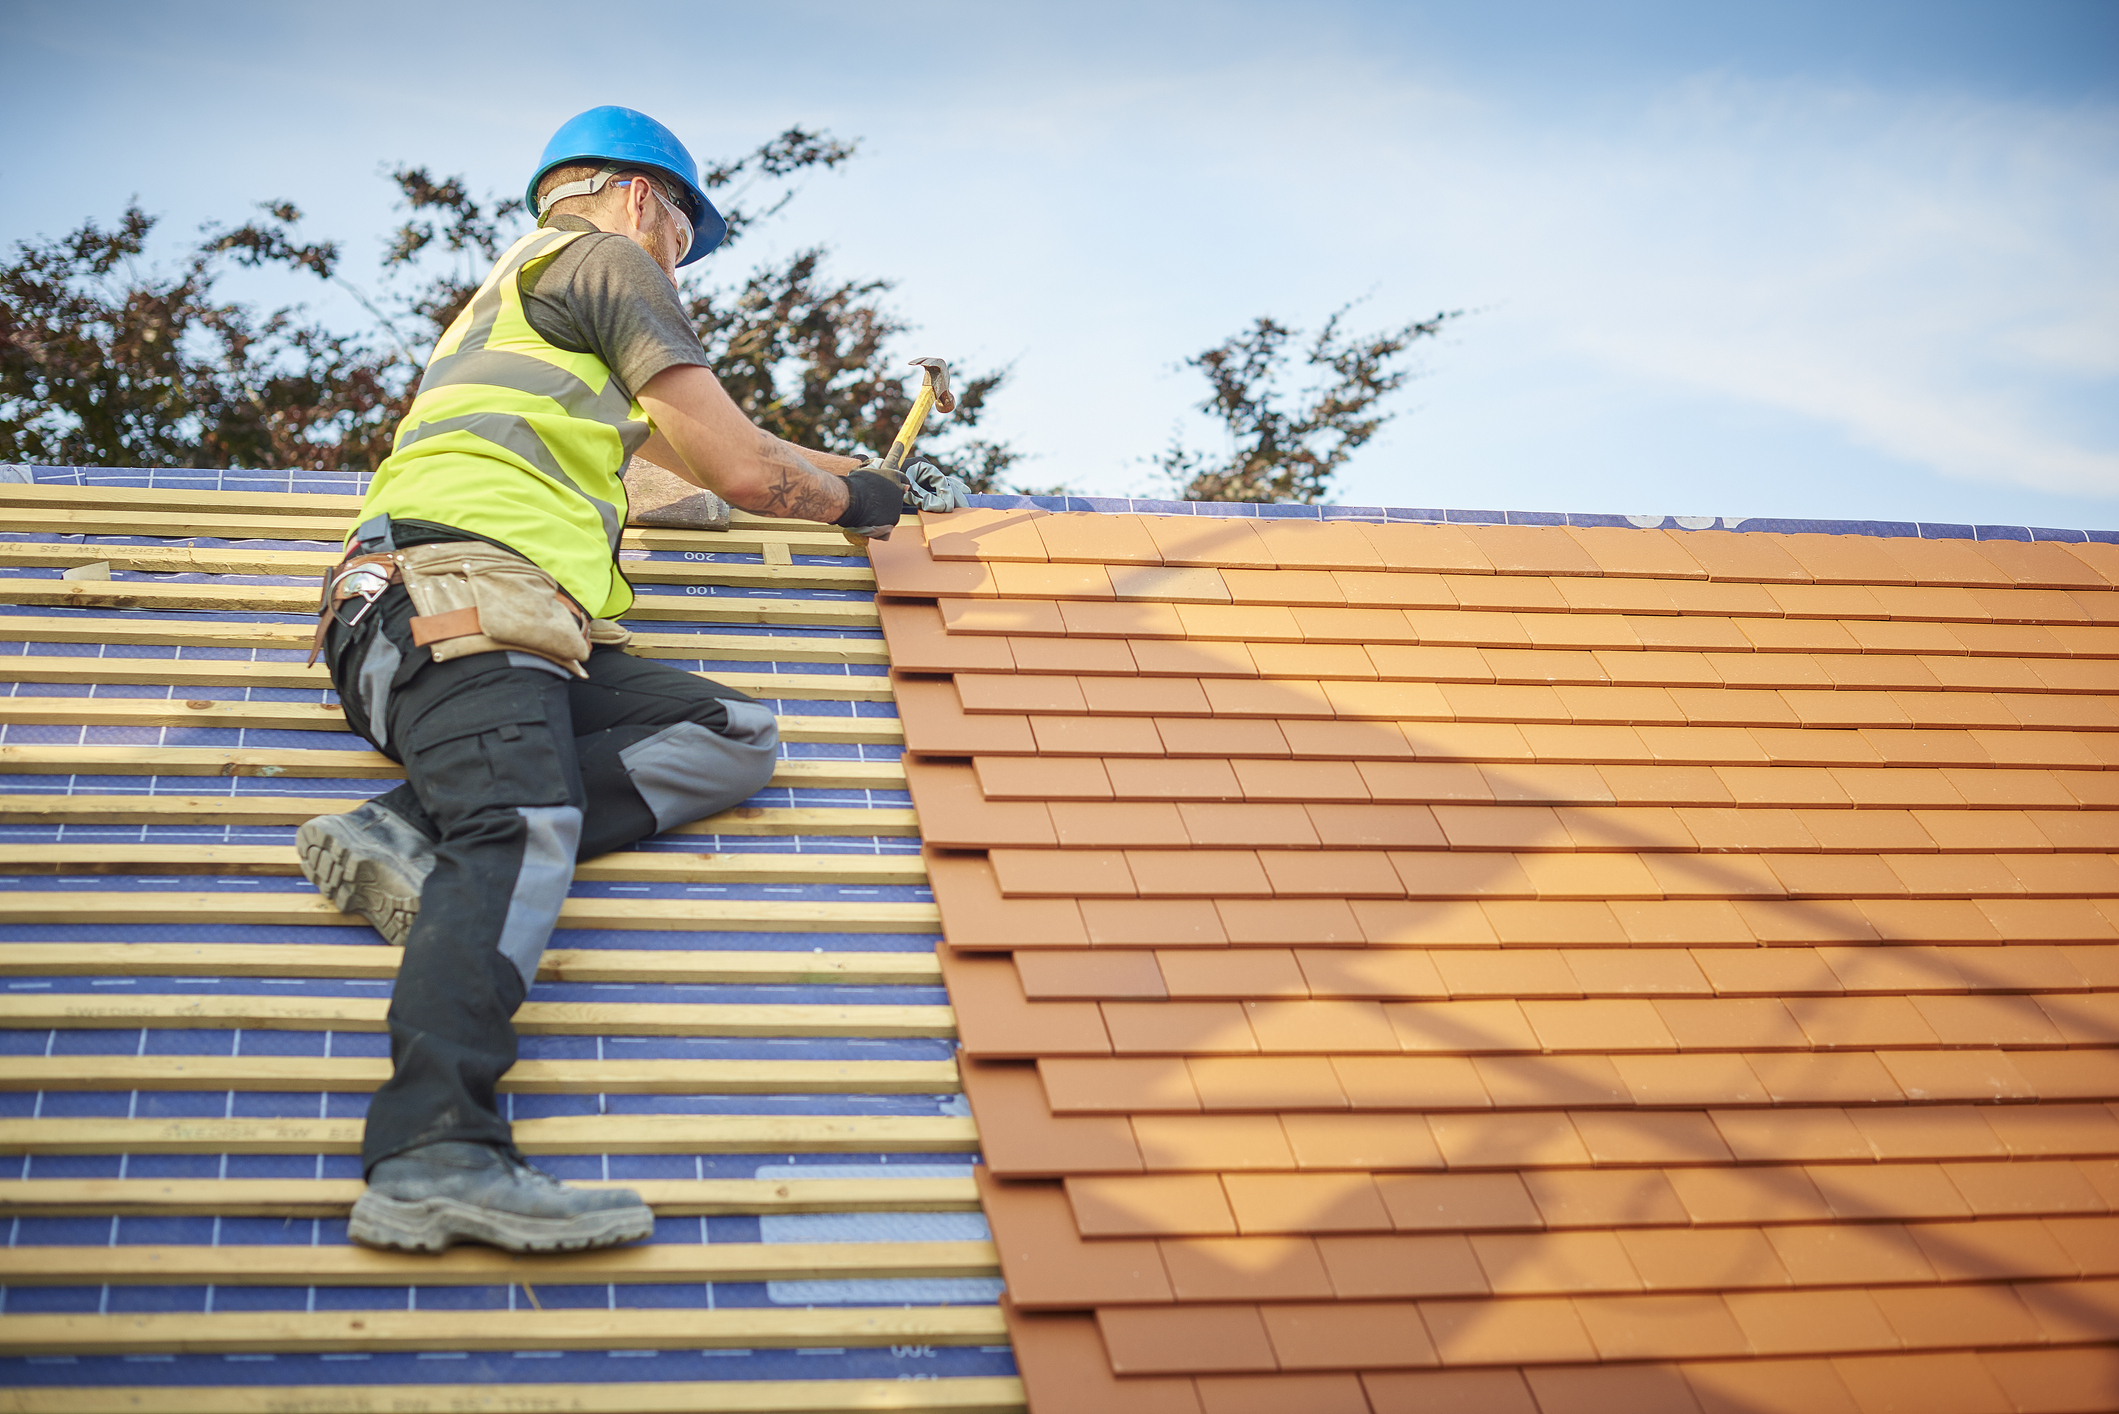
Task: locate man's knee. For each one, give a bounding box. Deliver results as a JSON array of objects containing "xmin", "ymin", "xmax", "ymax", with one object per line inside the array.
[{"xmin": 616, "ymin": 699, "xmax": 779, "ymax": 830}]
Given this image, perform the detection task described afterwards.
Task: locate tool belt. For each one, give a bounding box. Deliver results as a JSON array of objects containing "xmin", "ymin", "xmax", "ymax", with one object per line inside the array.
[{"xmin": 311, "ymin": 541, "xmax": 630, "ymax": 677}]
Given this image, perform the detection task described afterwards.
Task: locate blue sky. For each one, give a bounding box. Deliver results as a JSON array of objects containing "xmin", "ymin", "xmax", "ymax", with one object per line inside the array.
[{"xmin": 4, "ymin": 1, "xmax": 2114, "ymax": 527}]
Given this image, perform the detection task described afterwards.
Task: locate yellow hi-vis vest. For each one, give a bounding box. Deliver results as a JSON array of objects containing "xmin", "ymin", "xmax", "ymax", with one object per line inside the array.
[{"xmin": 356, "ymin": 227, "xmax": 650, "ymax": 618}]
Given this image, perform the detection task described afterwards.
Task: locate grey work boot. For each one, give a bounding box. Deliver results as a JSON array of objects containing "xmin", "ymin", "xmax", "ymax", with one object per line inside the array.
[
  {"xmin": 349, "ymin": 1141, "xmax": 655, "ymax": 1253},
  {"xmin": 295, "ymin": 799, "xmax": 435, "ymax": 946}
]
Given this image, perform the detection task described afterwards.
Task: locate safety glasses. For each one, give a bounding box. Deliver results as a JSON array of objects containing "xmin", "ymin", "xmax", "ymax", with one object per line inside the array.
[{"xmin": 615, "ymin": 177, "xmax": 693, "ymax": 265}]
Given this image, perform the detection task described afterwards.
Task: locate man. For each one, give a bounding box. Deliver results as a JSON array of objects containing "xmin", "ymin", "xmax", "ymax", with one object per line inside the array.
[{"xmin": 296, "ymin": 106, "xmax": 962, "ymax": 1255}]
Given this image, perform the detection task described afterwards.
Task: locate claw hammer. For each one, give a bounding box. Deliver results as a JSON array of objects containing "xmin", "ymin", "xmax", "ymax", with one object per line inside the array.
[{"xmin": 882, "ymin": 358, "xmax": 955, "ymax": 473}]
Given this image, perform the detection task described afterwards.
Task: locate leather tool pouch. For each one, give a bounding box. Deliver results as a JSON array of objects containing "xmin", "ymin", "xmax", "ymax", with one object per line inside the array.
[{"xmin": 396, "ymin": 542, "xmax": 593, "ymax": 678}]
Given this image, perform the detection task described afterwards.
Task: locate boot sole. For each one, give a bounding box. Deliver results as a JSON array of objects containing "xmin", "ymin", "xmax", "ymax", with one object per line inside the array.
[
  {"xmin": 296, "ymin": 817, "xmax": 422, "ymax": 947},
  {"xmin": 348, "ymin": 1190, "xmax": 655, "ymax": 1254}
]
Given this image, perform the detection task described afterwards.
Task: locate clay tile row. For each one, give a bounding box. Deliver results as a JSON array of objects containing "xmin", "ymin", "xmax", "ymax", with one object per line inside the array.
[{"xmin": 898, "ymin": 509, "xmax": 2119, "ymax": 593}]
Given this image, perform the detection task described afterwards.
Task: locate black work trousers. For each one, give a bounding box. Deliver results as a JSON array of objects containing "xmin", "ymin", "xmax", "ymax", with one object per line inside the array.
[{"xmin": 323, "ymin": 581, "xmax": 779, "ymax": 1171}]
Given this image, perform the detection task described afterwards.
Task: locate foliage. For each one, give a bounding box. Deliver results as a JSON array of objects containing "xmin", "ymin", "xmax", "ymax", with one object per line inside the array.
[
  {"xmin": 0, "ymin": 127, "xmax": 1024, "ymax": 486},
  {"xmin": 1158, "ymin": 303, "xmax": 1461, "ymax": 503}
]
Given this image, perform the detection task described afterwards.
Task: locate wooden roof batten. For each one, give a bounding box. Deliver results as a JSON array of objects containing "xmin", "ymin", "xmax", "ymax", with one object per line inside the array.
[{"xmin": 0, "ymin": 470, "xmax": 1012, "ymax": 1414}]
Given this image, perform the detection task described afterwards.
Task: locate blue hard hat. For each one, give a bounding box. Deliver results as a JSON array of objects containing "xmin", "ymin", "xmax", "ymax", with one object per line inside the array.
[{"xmin": 527, "ymin": 106, "xmax": 726, "ymax": 265}]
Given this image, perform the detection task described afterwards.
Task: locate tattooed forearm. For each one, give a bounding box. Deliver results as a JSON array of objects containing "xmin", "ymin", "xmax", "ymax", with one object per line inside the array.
[{"xmin": 739, "ymin": 436, "xmax": 850, "ymax": 522}]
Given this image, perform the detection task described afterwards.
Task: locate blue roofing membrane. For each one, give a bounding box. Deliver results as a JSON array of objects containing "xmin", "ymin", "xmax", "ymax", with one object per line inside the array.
[{"xmin": 0, "ymin": 464, "xmax": 1009, "ymax": 1394}]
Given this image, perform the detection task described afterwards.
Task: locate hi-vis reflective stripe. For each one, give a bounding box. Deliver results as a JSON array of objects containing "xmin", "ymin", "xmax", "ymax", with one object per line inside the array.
[{"xmin": 396, "ymin": 411, "xmax": 623, "ymax": 550}]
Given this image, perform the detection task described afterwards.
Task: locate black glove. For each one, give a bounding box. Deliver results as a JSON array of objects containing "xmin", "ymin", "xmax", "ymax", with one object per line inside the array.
[{"xmin": 833, "ymin": 467, "xmax": 909, "ymax": 539}]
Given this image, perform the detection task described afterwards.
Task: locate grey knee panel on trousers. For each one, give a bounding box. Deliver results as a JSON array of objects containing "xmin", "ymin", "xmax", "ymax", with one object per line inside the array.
[
  {"xmin": 357, "ymin": 634, "xmax": 404, "ymax": 752},
  {"xmin": 496, "ymin": 803, "xmax": 582, "ymax": 988},
  {"xmin": 616, "ymin": 699, "xmax": 780, "ymax": 831}
]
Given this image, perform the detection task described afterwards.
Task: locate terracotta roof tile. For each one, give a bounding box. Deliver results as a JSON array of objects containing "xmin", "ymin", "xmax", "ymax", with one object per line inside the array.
[
  {"xmin": 1012, "ymin": 636, "xmax": 1140, "ymax": 676},
  {"xmin": 1435, "ymin": 949, "xmax": 1581, "ymax": 1000},
  {"xmin": 1156, "ymin": 1234, "xmax": 1336, "ymax": 1299},
  {"xmin": 1668, "ymin": 1165, "xmax": 1833, "ymax": 1224},
  {"xmin": 1017, "ymin": 949, "xmax": 1168, "ymax": 1000},
  {"xmin": 1558, "ymin": 803, "xmax": 1700, "ymax": 850},
  {"xmin": 2033, "ymin": 991, "xmax": 2119, "ymax": 1045},
  {"xmin": 977, "ymin": 1171, "xmax": 1173, "ymax": 1307},
  {"xmin": 1612, "ymin": 900, "xmax": 1756, "ymax": 945},
  {"xmin": 1732, "ymin": 900, "xmax": 1879, "ymax": 944},
  {"xmin": 1482, "ymin": 763, "xmax": 1616, "ymax": 803},
  {"xmin": 976, "ymin": 753, "xmax": 1114, "ymax": 799},
  {"xmin": 1973, "ymin": 539, "xmax": 2110, "ymax": 591},
  {"xmin": 939, "ymin": 596, "xmax": 1068, "ymax": 635},
  {"xmin": 906, "ymin": 756, "xmax": 1056, "ymax": 848},
  {"xmin": 1908, "ymin": 1217, "xmax": 2081, "ymax": 1279},
  {"xmin": 1031, "ymin": 712, "xmax": 1165, "ymax": 757},
  {"xmin": 2012, "ymin": 1274, "xmax": 2119, "ymax": 1342},
  {"xmin": 1051, "ymin": 800, "xmax": 1192, "ymax": 848},
  {"xmin": 1247, "ymin": 1001, "xmax": 1402, "ymax": 1054},
  {"xmin": 1475, "ymin": 1055, "xmax": 1633, "ymax": 1107},
  {"xmin": 1982, "ymin": 1101, "xmax": 2119, "ymax": 1158},
  {"xmin": 1332, "ymin": 1055, "xmax": 1490, "ymax": 1109},
  {"xmin": 1078, "ymin": 676, "xmax": 1211, "ymax": 716},
  {"xmin": 1483, "ymin": 898, "xmax": 1633, "ymax": 945},
  {"xmin": 1067, "ymin": 1173, "xmax": 1237, "ymax": 1236},
  {"xmin": 1420, "ymin": 1294, "xmax": 1601, "ymax": 1363},
  {"xmin": 1532, "ymin": 1363, "xmax": 1712, "ymax": 1414},
  {"xmin": 1472, "ymin": 1230, "xmax": 1643, "ymax": 1295},
  {"xmin": 899, "ymin": 675, "xmax": 1036, "ymax": 754},
  {"xmin": 1576, "ymin": 1293, "xmax": 1752, "ymax": 1360},
  {"xmin": 1563, "ymin": 949, "xmax": 1713, "ymax": 995},
  {"xmin": 1200, "ymin": 679, "xmax": 1336, "ymax": 719},
  {"xmin": 1747, "ymin": 1052, "xmax": 1905, "ymax": 1104},
  {"xmin": 1317, "ymin": 1233, "xmax": 1491, "ymax": 1298},
  {"xmin": 1104, "ymin": 757, "xmax": 1245, "ymax": 799},
  {"xmin": 1375, "ymin": 1171, "xmax": 1543, "ymax": 1230},
  {"xmin": 1711, "ymin": 1107, "xmax": 1873, "ymax": 1162},
  {"xmin": 1097, "ymin": 1304, "xmax": 1276, "ymax": 1374},
  {"xmin": 1875, "ymin": 1283, "xmax": 2048, "ymax": 1351},
  {"xmin": 961, "ymin": 1057, "xmax": 1142, "ymax": 1175},
  {"xmin": 940, "ymin": 947, "xmax": 1111, "ymax": 1057},
  {"xmin": 1221, "ymin": 569, "xmax": 1349, "ymax": 608},
  {"xmin": 1383, "ymin": 1000, "xmax": 1540, "ymax": 1056},
  {"xmin": 1557, "ymin": 577, "xmax": 1684, "ymax": 615},
  {"xmin": 1855, "ymin": 900, "xmax": 2002, "ymax": 943},
  {"xmin": 1362, "ymin": 1368, "xmax": 1539, "ymax": 1414},
  {"xmin": 1692, "ymin": 947, "xmax": 1841, "ymax": 996},
  {"xmin": 1519, "ymin": 853, "xmax": 1664, "ymax": 901},
  {"xmin": 1713, "ymin": 766, "xmax": 1851, "ymax": 807},
  {"xmin": 1859, "ymin": 732, "xmax": 1989, "ymax": 769},
  {"xmin": 1233, "ymin": 760, "xmax": 1371, "ymax": 803},
  {"xmin": 1215, "ymin": 897, "xmax": 1367, "ymax": 945},
  {"xmin": 882, "ymin": 601, "xmax": 1017, "ymax": 673},
  {"xmin": 1215, "ymin": 1173, "xmax": 1392, "ymax": 1237},
  {"xmin": 1001, "ymin": 1306, "xmax": 1204, "ymax": 1414},
  {"xmin": 1330, "ymin": 569, "xmax": 1458, "ymax": 609},
  {"xmin": 2009, "ymin": 1050, "xmax": 2119, "ymax": 1102},
  {"xmin": 1429, "ymin": 1111, "xmax": 1594, "ymax": 1167},
  {"xmin": 866, "ymin": 526, "xmax": 998, "ymax": 595},
  {"xmin": 1831, "ymin": 1353, "xmax": 2016, "ymax": 1414},
  {"xmin": 1188, "ymin": 1056, "xmax": 1347, "ymax": 1111},
  {"xmin": 2005, "ymin": 855, "xmax": 2119, "ymax": 898},
  {"xmin": 1196, "ymin": 1373, "xmax": 1371, "ymax": 1414},
  {"xmin": 991, "ymin": 846, "xmax": 1136, "ymax": 897},
  {"xmin": 1881, "ymin": 1041, "xmax": 2050, "ymax": 1107},
  {"xmin": 1619, "ymin": 1227, "xmax": 1790, "ymax": 1290},
  {"xmin": 1111, "ymin": 564, "xmax": 1237, "ymax": 605},
  {"xmin": 1524, "ymin": 1169, "xmax": 1690, "ymax": 1229},
  {"xmin": 1558, "ymin": 688, "xmax": 1687, "ymax": 727},
  {"xmin": 1133, "ymin": 1114, "xmax": 1293, "ymax": 1171},
  {"xmin": 1040, "ymin": 1056, "xmax": 1199, "ymax": 1112},
  {"xmin": 1886, "ymin": 853, "xmax": 2027, "ymax": 898},
  {"xmin": 1724, "ymin": 1288, "xmax": 1902, "ymax": 1356},
  {"xmin": 1739, "ymin": 617, "xmax": 1864, "ymax": 654},
  {"xmin": 1058, "ymin": 599, "xmax": 1189, "ymax": 639},
  {"xmin": 1398, "ymin": 720, "xmax": 1539, "ymax": 761},
  {"xmin": 1143, "ymin": 516, "xmax": 1277, "ymax": 569},
  {"xmin": 923, "ymin": 507, "xmax": 1050, "ymax": 561},
  {"xmin": 1031, "ymin": 512, "xmax": 1167, "ymax": 565},
  {"xmin": 991, "ymin": 561, "xmax": 1118, "ymax": 599},
  {"xmin": 1766, "ymin": 1221, "xmax": 1937, "ymax": 1285},
  {"xmin": 1154, "ymin": 718, "xmax": 1293, "ymax": 759},
  {"xmin": 1386, "ymin": 853, "xmax": 1537, "ymax": 899},
  {"xmin": 1573, "ymin": 1111, "xmax": 1734, "ymax": 1164},
  {"xmin": 1082, "ymin": 897, "xmax": 1230, "ymax": 946},
  {"xmin": 1613, "ymin": 1053, "xmax": 1770, "ymax": 1106},
  {"xmin": 1302, "ymin": 803, "xmax": 1445, "ymax": 848},
  {"xmin": 1522, "ymin": 998, "xmax": 1680, "ymax": 1052},
  {"xmin": 1103, "ymin": 1001, "xmax": 1258, "ymax": 1054},
  {"xmin": 1158, "ymin": 948, "xmax": 1307, "ymax": 1000},
  {"xmin": 1445, "ymin": 575, "xmax": 1571, "ymax": 614},
  {"xmin": 1980, "ymin": 1348, "xmax": 2119, "ymax": 1414},
  {"xmin": 1849, "ymin": 1105, "xmax": 2008, "ymax": 1160},
  {"xmin": 1355, "ymin": 522, "xmax": 1496, "ymax": 574},
  {"xmin": 1126, "ymin": 849, "xmax": 1274, "ymax": 897},
  {"xmin": 1941, "ymin": 1158, "xmax": 2112, "ymax": 1217},
  {"xmin": 1655, "ymin": 997, "xmax": 1809, "ymax": 1050},
  {"xmin": 2041, "ymin": 1214, "xmax": 2119, "ymax": 1274},
  {"xmin": 1351, "ymin": 899, "xmax": 1501, "ymax": 945},
  {"xmin": 1813, "ymin": 945, "xmax": 1964, "ymax": 994},
  {"xmin": 1526, "ymin": 614, "xmax": 1647, "ymax": 651}
]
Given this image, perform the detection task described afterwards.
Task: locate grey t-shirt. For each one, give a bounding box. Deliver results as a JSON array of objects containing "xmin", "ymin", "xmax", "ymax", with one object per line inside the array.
[{"xmin": 518, "ymin": 214, "xmax": 709, "ymax": 401}]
